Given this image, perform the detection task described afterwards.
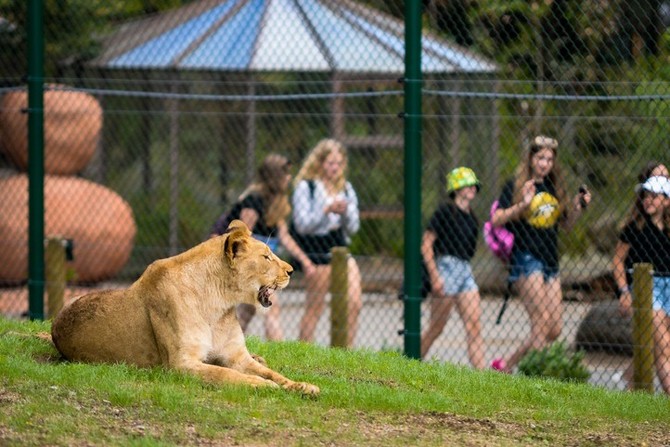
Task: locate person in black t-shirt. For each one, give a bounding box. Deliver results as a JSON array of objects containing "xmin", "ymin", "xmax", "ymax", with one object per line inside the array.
[
  {"xmin": 210, "ymin": 154, "xmax": 315, "ymax": 341},
  {"xmin": 489, "ymin": 136, "xmax": 591, "ymax": 373},
  {"xmin": 421, "ymin": 167, "xmax": 485, "ymax": 369},
  {"xmin": 614, "ymin": 173, "xmax": 670, "ymax": 394}
]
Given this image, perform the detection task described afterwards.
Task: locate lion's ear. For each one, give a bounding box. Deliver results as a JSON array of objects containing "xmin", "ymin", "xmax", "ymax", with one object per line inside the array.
[
  {"xmin": 227, "ymin": 219, "xmax": 251, "ymax": 235},
  {"xmin": 224, "ymin": 227, "xmax": 249, "ymax": 263}
]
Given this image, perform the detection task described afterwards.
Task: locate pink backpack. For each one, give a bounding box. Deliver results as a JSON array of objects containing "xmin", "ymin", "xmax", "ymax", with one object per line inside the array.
[{"xmin": 483, "ymin": 200, "xmax": 514, "ymax": 262}]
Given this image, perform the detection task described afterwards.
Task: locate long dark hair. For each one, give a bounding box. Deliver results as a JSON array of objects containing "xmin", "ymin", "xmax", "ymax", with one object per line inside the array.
[
  {"xmin": 241, "ymin": 153, "xmax": 292, "ymax": 226},
  {"xmin": 512, "ymin": 135, "xmax": 567, "ymax": 213},
  {"xmin": 625, "ymin": 161, "xmax": 670, "ymax": 235}
]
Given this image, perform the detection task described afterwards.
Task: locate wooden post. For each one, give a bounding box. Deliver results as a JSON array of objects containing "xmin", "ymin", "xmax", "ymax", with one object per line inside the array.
[
  {"xmin": 330, "ymin": 247, "xmax": 349, "ymax": 348},
  {"xmin": 45, "ymin": 237, "xmax": 65, "ymax": 319},
  {"xmin": 331, "ymin": 76, "xmax": 345, "ymax": 141},
  {"xmin": 632, "ymin": 263, "xmax": 655, "ymax": 392}
]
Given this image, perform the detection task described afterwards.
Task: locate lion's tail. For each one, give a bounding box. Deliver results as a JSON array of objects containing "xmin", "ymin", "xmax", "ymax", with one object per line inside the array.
[{"xmin": 1, "ymin": 330, "xmax": 54, "ymax": 345}]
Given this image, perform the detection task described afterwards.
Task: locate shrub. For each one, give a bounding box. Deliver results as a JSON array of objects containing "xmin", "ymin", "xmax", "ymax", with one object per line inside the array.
[{"xmin": 518, "ymin": 341, "xmax": 591, "ymax": 383}]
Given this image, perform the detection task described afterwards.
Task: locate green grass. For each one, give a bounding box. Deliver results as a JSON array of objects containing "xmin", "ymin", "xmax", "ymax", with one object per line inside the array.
[{"xmin": 1, "ymin": 317, "xmax": 668, "ymax": 446}]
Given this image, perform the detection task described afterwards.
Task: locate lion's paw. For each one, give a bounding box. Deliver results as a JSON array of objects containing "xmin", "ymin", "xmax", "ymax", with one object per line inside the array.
[
  {"xmin": 285, "ymin": 381, "xmax": 320, "ymax": 396},
  {"xmin": 249, "ymin": 376, "xmax": 280, "ymax": 388}
]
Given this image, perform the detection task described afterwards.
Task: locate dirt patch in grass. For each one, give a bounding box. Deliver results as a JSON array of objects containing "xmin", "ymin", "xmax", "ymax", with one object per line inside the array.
[{"xmin": 1, "ymin": 396, "xmax": 668, "ymax": 446}]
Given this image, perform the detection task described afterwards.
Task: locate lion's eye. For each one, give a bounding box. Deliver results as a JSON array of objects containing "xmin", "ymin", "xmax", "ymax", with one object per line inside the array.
[{"xmin": 264, "ymin": 254, "xmax": 272, "ymax": 261}]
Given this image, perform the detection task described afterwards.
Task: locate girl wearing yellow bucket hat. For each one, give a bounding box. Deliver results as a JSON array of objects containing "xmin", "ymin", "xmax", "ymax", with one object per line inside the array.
[
  {"xmin": 421, "ymin": 166, "xmax": 485, "ymax": 369},
  {"xmin": 489, "ymin": 136, "xmax": 591, "ymax": 373}
]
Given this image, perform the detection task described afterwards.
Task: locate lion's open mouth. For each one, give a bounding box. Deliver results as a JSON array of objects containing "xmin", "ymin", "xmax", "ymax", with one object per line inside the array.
[{"xmin": 258, "ymin": 285, "xmax": 276, "ymax": 308}]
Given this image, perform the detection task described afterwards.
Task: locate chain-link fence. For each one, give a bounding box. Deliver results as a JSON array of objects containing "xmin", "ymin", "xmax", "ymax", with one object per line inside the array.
[{"xmin": 1, "ymin": 0, "xmax": 669, "ymax": 394}]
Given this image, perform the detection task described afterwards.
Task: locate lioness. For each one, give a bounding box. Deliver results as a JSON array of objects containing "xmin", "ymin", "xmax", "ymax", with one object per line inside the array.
[{"xmin": 51, "ymin": 220, "xmax": 319, "ymax": 396}]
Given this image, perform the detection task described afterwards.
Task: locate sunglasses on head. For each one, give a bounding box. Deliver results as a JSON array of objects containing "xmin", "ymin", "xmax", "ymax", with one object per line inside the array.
[{"xmin": 532, "ymin": 136, "xmax": 558, "ymax": 150}]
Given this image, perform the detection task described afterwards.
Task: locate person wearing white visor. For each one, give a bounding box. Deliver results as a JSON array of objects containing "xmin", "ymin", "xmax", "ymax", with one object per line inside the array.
[
  {"xmin": 614, "ymin": 174, "xmax": 670, "ymax": 394},
  {"xmin": 635, "ymin": 175, "xmax": 670, "ymax": 197}
]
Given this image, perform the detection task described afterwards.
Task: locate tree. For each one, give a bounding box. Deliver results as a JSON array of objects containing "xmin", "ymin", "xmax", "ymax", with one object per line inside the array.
[{"xmin": 0, "ymin": 0, "xmax": 190, "ymax": 82}]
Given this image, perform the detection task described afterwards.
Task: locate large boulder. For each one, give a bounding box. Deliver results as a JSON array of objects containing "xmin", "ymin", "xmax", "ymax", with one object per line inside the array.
[
  {"xmin": 0, "ymin": 87, "xmax": 102, "ymax": 175},
  {"xmin": 586, "ymin": 215, "xmax": 620, "ymax": 255},
  {"xmin": 575, "ymin": 300, "xmax": 633, "ymax": 356},
  {"xmin": 0, "ymin": 175, "xmax": 136, "ymax": 283}
]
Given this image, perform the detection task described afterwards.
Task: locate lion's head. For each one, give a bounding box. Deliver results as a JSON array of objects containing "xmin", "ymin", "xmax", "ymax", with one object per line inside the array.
[{"xmin": 224, "ymin": 220, "xmax": 293, "ymax": 308}]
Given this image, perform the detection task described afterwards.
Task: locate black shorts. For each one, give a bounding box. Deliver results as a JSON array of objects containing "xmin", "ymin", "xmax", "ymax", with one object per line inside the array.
[{"xmin": 290, "ymin": 227, "xmax": 347, "ymax": 267}]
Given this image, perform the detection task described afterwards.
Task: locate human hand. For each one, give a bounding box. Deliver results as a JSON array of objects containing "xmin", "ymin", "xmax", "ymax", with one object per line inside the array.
[
  {"xmin": 328, "ymin": 199, "xmax": 348, "ymax": 215},
  {"xmin": 574, "ymin": 184, "xmax": 591, "ymax": 210},
  {"xmin": 619, "ymin": 290, "xmax": 632, "ymax": 318},
  {"xmin": 521, "ymin": 180, "xmax": 536, "ymax": 207},
  {"xmin": 302, "ymin": 259, "xmax": 316, "ymax": 277},
  {"xmin": 430, "ymin": 275, "xmax": 445, "ymax": 298}
]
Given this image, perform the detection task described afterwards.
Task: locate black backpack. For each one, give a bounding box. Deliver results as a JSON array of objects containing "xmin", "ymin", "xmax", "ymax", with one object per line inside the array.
[{"xmin": 288, "ymin": 179, "xmax": 316, "ymax": 245}]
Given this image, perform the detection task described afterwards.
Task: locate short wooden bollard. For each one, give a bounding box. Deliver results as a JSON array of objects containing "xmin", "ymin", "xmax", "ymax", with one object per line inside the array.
[
  {"xmin": 330, "ymin": 247, "xmax": 349, "ymax": 348},
  {"xmin": 45, "ymin": 237, "xmax": 66, "ymax": 319},
  {"xmin": 632, "ymin": 263, "xmax": 655, "ymax": 392}
]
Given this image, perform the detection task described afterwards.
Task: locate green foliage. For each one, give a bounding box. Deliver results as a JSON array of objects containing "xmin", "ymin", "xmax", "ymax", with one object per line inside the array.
[
  {"xmin": 0, "ymin": 0, "xmax": 190, "ymax": 80},
  {"xmin": 518, "ymin": 341, "xmax": 591, "ymax": 383},
  {"xmin": 0, "ymin": 0, "xmax": 100, "ymax": 78}
]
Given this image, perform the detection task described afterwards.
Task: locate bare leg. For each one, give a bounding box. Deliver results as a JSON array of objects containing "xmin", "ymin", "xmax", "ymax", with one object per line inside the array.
[
  {"xmin": 622, "ymin": 362, "xmax": 634, "ymax": 390},
  {"xmin": 504, "ymin": 273, "xmax": 554, "ymax": 372},
  {"xmin": 237, "ymin": 304, "xmax": 256, "ymax": 332},
  {"xmin": 346, "ymin": 257, "xmax": 363, "ymax": 347},
  {"xmin": 421, "ymin": 295, "xmax": 454, "ymax": 359},
  {"xmin": 653, "ymin": 310, "xmax": 670, "ymax": 394},
  {"xmin": 264, "ymin": 300, "xmax": 283, "ymax": 341},
  {"xmin": 455, "ymin": 289, "xmax": 485, "ymax": 369},
  {"xmin": 544, "ymin": 278, "xmax": 564, "ymax": 343},
  {"xmin": 299, "ymin": 265, "xmax": 330, "ymax": 342}
]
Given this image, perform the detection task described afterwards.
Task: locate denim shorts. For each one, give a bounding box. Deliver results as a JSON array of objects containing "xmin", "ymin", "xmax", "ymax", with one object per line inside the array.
[
  {"xmin": 436, "ymin": 255, "xmax": 478, "ymax": 295},
  {"xmin": 508, "ymin": 251, "xmax": 559, "ymax": 283},
  {"xmin": 652, "ymin": 276, "xmax": 670, "ymax": 315}
]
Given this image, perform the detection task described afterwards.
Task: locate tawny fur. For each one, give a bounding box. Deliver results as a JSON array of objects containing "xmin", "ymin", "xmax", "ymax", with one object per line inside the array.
[{"xmin": 51, "ymin": 220, "xmax": 319, "ymax": 396}]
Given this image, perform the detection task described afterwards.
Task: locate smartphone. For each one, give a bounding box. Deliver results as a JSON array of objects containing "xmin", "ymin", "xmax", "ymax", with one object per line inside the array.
[{"xmin": 578, "ymin": 184, "xmax": 588, "ymax": 209}]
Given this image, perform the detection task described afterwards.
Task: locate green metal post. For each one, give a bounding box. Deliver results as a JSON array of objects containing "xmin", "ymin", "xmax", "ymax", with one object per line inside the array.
[
  {"xmin": 27, "ymin": 0, "xmax": 45, "ymax": 320},
  {"xmin": 403, "ymin": 0, "xmax": 423, "ymax": 359}
]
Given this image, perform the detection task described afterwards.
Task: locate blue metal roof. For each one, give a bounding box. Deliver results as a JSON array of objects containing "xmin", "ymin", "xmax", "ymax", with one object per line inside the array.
[{"xmin": 93, "ymin": 0, "xmax": 496, "ymax": 74}]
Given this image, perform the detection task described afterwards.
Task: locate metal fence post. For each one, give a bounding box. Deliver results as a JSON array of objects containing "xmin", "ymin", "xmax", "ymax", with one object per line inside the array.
[
  {"xmin": 330, "ymin": 246, "xmax": 349, "ymax": 348},
  {"xmin": 632, "ymin": 263, "xmax": 655, "ymax": 392},
  {"xmin": 27, "ymin": 0, "xmax": 45, "ymax": 321},
  {"xmin": 403, "ymin": 0, "xmax": 423, "ymax": 360}
]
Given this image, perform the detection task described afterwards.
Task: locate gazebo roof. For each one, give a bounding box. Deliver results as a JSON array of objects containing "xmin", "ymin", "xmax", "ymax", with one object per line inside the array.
[{"xmin": 91, "ymin": 0, "xmax": 497, "ymax": 74}]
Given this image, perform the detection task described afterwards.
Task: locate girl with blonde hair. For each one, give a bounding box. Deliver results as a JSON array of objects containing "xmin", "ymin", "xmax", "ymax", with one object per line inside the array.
[{"xmin": 291, "ymin": 139, "xmax": 362, "ymax": 346}]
